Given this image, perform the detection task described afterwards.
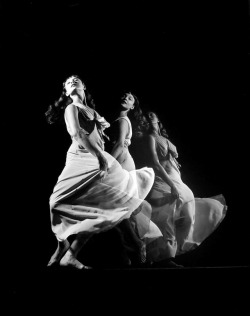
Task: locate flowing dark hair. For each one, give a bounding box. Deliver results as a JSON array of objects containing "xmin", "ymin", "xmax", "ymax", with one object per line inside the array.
[
  {"xmin": 132, "ymin": 109, "xmax": 169, "ymax": 139},
  {"xmin": 127, "ymin": 93, "xmax": 141, "ymax": 120},
  {"xmin": 121, "ymin": 92, "xmax": 146, "ymax": 136},
  {"xmin": 144, "ymin": 111, "xmax": 169, "ymax": 138},
  {"xmin": 45, "ymin": 75, "xmax": 96, "ymax": 124}
]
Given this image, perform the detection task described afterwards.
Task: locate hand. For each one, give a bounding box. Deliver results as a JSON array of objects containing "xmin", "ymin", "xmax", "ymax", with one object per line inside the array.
[
  {"xmin": 97, "ymin": 154, "xmax": 108, "ymax": 179},
  {"xmin": 171, "ymin": 185, "xmax": 180, "ymax": 200},
  {"xmin": 124, "ymin": 140, "xmax": 129, "ymax": 148}
]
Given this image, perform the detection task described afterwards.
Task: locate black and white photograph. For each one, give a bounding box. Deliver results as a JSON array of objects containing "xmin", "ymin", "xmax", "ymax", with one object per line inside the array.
[{"xmin": 4, "ymin": 0, "xmax": 248, "ymax": 313}]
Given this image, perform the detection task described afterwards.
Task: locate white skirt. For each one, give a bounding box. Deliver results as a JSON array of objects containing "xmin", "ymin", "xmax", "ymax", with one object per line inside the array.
[{"xmin": 49, "ymin": 142, "xmax": 155, "ymax": 241}]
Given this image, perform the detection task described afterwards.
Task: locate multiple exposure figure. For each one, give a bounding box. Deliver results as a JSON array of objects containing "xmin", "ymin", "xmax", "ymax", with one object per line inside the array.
[
  {"xmin": 136, "ymin": 111, "xmax": 227, "ymax": 266},
  {"xmin": 45, "ymin": 76, "xmax": 155, "ymax": 269},
  {"xmin": 45, "ymin": 76, "xmax": 227, "ymax": 269},
  {"xmin": 108, "ymin": 92, "xmax": 162, "ymax": 265}
]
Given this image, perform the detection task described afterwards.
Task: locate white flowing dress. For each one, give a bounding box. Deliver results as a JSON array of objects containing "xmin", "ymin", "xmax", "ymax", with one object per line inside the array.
[
  {"xmin": 113, "ymin": 116, "xmax": 162, "ymax": 241},
  {"xmin": 146, "ymin": 133, "xmax": 227, "ymax": 262},
  {"xmin": 49, "ymin": 105, "xmax": 155, "ymax": 241}
]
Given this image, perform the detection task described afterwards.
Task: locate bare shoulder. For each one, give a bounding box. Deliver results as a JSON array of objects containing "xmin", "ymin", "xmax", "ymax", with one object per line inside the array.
[
  {"xmin": 65, "ymin": 103, "xmax": 78, "ymax": 114},
  {"xmin": 64, "ymin": 104, "xmax": 79, "ymax": 125},
  {"xmin": 66, "ymin": 103, "xmax": 77, "ymax": 109},
  {"xmin": 148, "ymin": 133, "xmax": 156, "ymax": 142},
  {"xmin": 147, "ymin": 134, "xmax": 157, "ymax": 150},
  {"xmin": 118, "ymin": 117, "xmax": 129, "ymax": 125},
  {"xmin": 117, "ymin": 117, "xmax": 129, "ymax": 129}
]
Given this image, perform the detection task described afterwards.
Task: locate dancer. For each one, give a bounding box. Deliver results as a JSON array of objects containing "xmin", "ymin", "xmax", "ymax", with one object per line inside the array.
[
  {"xmin": 137, "ymin": 110, "xmax": 227, "ymax": 266},
  {"xmin": 108, "ymin": 92, "xmax": 162, "ymax": 265},
  {"xmin": 45, "ymin": 75, "xmax": 155, "ymax": 269}
]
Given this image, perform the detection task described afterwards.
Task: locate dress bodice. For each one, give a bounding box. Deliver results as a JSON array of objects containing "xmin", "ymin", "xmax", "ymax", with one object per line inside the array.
[
  {"xmin": 115, "ymin": 116, "xmax": 132, "ymax": 147},
  {"xmin": 153, "ymin": 133, "xmax": 180, "ymax": 173},
  {"xmin": 65, "ymin": 103, "xmax": 110, "ymax": 151}
]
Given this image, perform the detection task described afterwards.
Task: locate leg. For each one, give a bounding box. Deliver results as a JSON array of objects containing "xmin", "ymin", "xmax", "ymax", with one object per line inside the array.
[
  {"xmin": 47, "ymin": 239, "xmax": 70, "ymax": 266},
  {"xmin": 118, "ymin": 218, "xmax": 146, "ymax": 266},
  {"xmin": 109, "ymin": 225, "xmax": 132, "ymax": 267},
  {"xmin": 60, "ymin": 233, "xmax": 93, "ymax": 270},
  {"xmin": 175, "ymin": 199, "xmax": 195, "ymax": 254}
]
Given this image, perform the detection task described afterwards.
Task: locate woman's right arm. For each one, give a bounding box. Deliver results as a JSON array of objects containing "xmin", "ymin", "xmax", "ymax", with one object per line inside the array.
[
  {"xmin": 110, "ymin": 118, "xmax": 128, "ymax": 161},
  {"xmin": 65, "ymin": 104, "xmax": 108, "ymax": 175},
  {"xmin": 147, "ymin": 135, "xmax": 180, "ymax": 199}
]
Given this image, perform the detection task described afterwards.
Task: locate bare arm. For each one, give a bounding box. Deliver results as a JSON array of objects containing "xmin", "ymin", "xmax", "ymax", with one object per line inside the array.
[
  {"xmin": 147, "ymin": 135, "xmax": 180, "ymax": 199},
  {"xmin": 65, "ymin": 104, "xmax": 108, "ymax": 175},
  {"xmin": 110, "ymin": 118, "xmax": 128, "ymax": 161}
]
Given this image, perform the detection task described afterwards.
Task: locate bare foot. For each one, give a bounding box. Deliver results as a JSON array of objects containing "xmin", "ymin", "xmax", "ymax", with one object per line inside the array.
[
  {"xmin": 47, "ymin": 240, "xmax": 70, "ymax": 267},
  {"xmin": 140, "ymin": 242, "xmax": 147, "ymax": 264},
  {"xmin": 60, "ymin": 250, "xmax": 92, "ymax": 270}
]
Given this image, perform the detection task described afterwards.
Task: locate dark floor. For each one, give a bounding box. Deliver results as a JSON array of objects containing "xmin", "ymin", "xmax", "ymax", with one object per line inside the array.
[
  {"xmin": 8, "ymin": 265, "xmax": 248, "ymax": 314},
  {"xmin": 8, "ymin": 219, "xmax": 249, "ymax": 313},
  {"xmin": 8, "ymin": 206, "xmax": 249, "ymax": 314}
]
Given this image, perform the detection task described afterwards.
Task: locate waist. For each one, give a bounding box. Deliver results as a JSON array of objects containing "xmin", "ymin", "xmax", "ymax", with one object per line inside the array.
[
  {"xmin": 160, "ymin": 159, "xmax": 180, "ymax": 174},
  {"xmin": 111, "ymin": 139, "xmax": 131, "ymax": 148},
  {"xmin": 68, "ymin": 139, "xmax": 104, "ymax": 153}
]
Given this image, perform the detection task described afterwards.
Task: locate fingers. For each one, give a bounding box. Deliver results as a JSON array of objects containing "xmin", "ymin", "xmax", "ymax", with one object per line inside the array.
[
  {"xmin": 99, "ymin": 170, "xmax": 108, "ymax": 180},
  {"xmin": 99, "ymin": 170, "xmax": 105, "ymax": 178}
]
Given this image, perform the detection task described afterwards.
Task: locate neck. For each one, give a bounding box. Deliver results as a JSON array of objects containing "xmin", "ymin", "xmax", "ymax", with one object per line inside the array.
[
  {"xmin": 119, "ymin": 109, "xmax": 129, "ymax": 117},
  {"xmin": 70, "ymin": 94, "xmax": 86, "ymax": 106},
  {"xmin": 151, "ymin": 122, "xmax": 160, "ymax": 134}
]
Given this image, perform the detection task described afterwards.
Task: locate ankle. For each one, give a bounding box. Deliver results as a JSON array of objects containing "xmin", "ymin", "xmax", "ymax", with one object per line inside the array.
[{"xmin": 64, "ymin": 248, "xmax": 75, "ymax": 258}]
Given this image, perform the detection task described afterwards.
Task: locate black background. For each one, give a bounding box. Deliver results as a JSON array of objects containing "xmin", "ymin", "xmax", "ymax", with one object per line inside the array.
[{"xmin": 2, "ymin": 0, "xmax": 248, "ymax": 281}]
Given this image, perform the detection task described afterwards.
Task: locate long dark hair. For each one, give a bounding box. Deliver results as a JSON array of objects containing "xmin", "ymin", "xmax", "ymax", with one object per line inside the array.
[
  {"xmin": 127, "ymin": 93, "xmax": 141, "ymax": 120},
  {"xmin": 132, "ymin": 109, "xmax": 169, "ymax": 139},
  {"xmin": 144, "ymin": 111, "xmax": 169, "ymax": 138},
  {"xmin": 122, "ymin": 92, "xmax": 146, "ymax": 135},
  {"xmin": 45, "ymin": 75, "xmax": 96, "ymax": 124}
]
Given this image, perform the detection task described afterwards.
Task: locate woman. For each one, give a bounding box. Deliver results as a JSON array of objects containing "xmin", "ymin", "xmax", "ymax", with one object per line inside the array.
[
  {"xmin": 109, "ymin": 92, "xmax": 143, "ymax": 170},
  {"xmin": 108, "ymin": 92, "xmax": 162, "ymax": 265},
  {"xmin": 45, "ymin": 75, "xmax": 155, "ymax": 269},
  {"xmin": 138, "ymin": 111, "xmax": 227, "ymax": 266}
]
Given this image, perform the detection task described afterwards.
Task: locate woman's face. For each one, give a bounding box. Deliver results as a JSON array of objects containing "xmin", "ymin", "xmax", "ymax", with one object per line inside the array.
[
  {"xmin": 64, "ymin": 76, "xmax": 86, "ymax": 96},
  {"xmin": 121, "ymin": 93, "xmax": 135, "ymax": 110},
  {"xmin": 147, "ymin": 111, "xmax": 159, "ymax": 123}
]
